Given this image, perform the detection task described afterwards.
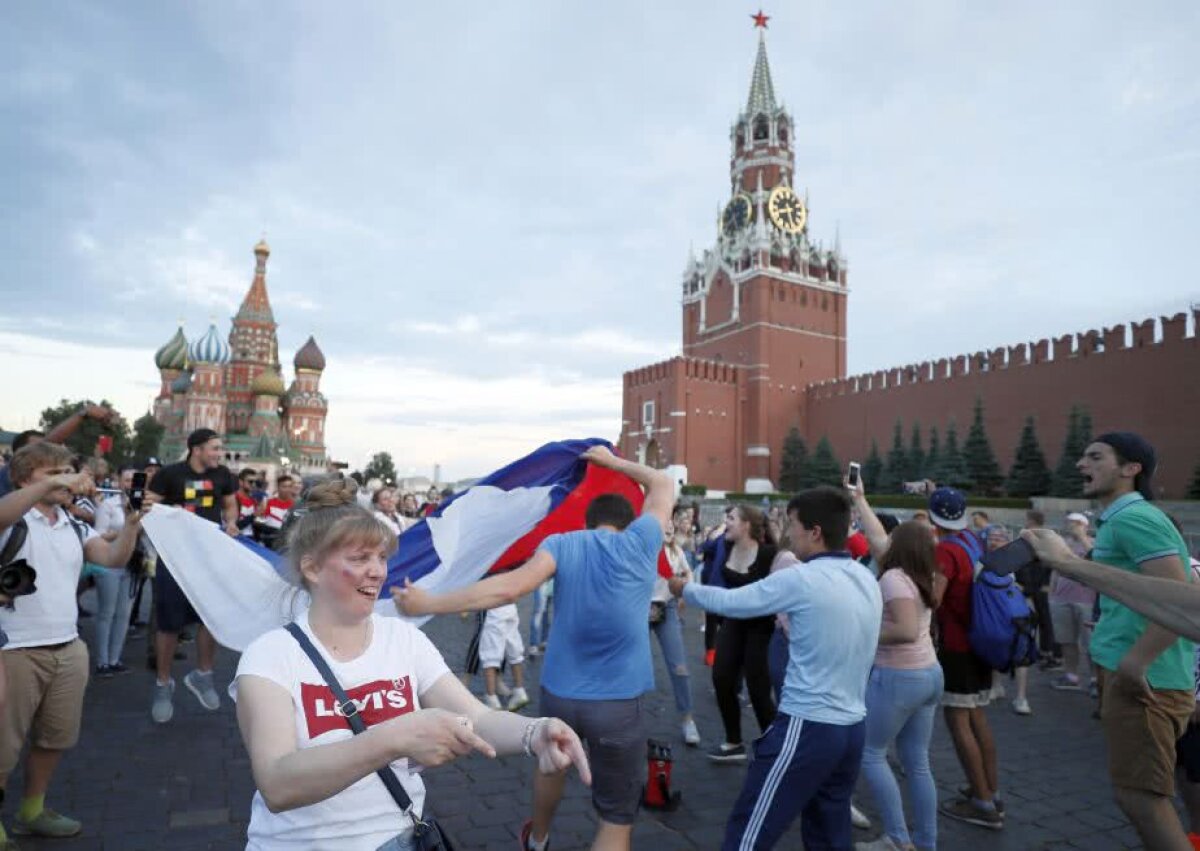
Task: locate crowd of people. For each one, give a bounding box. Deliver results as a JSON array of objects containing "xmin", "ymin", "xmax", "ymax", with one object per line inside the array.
[{"xmin": 1, "ymin": 413, "xmax": 1199, "ymax": 850}]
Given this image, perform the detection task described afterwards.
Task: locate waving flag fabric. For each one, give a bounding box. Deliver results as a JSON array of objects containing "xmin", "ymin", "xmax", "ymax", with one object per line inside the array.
[{"xmin": 140, "ymin": 439, "xmax": 656, "ymax": 651}]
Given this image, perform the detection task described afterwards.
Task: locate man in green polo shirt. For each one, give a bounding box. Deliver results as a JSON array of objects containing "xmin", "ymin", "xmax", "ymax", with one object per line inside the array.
[{"xmin": 1027, "ymin": 431, "xmax": 1192, "ymax": 850}]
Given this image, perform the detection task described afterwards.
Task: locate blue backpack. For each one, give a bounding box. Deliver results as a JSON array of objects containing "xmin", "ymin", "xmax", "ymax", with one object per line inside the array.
[{"xmin": 944, "ymin": 532, "xmax": 1038, "ymax": 674}]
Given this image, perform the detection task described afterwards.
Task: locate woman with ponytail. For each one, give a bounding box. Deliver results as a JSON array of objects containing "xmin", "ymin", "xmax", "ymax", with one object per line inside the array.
[
  {"xmin": 233, "ymin": 478, "xmax": 590, "ymax": 850},
  {"xmin": 707, "ymin": 504, "xmax": 778, "ymax": 763}
]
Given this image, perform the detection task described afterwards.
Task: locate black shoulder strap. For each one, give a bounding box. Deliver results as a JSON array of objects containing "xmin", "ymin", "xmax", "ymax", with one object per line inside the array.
[
  {"xmin": 283, "ymin": 622, "xmax": 415, "ymax": 814},
  {"xmin": 0, "ymin": 519, "xmax": 29, "ymax": 566}
]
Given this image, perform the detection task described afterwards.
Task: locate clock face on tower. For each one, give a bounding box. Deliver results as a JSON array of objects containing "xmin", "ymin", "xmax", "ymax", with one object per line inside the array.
[
  {"xmin": 721, "ymin": 193, "xmax": 754, "ymax": 236},
  {"xmin": 767, "ymin": 185, "xmax": 807, "ymax": 234}
]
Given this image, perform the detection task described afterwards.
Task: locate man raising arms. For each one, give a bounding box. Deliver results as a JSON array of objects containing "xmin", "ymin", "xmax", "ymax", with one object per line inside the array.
[{"xmin": 397, "ymin": 445, "xmax": 673, "ymax": 851}]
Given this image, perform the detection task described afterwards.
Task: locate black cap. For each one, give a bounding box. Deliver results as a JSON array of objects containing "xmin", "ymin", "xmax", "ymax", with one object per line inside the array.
[
  {"xmin": 186, "ymin": 428, "xmax": 220, "ymax": 451},
  {"xmin": 143, "ymin": 456, "xmax": 162, "ymax": 468},
  {"xmin": 1095, "ymin": 431, "xmax": 1157, "ymax": 500}
]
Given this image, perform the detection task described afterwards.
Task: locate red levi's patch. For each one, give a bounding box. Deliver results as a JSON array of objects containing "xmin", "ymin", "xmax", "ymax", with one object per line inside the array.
[{"xmin": 300, "ymin": 676, "xmax": 416, "ymax": 738}]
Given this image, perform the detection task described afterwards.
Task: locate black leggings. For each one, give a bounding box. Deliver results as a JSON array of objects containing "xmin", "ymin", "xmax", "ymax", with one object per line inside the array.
[
  {"xmin": 704, "ymin": 613, "xmax": 723, "ymax": 652},
  {"xmin": 712, "ymin": 618, "xmax": 776, "ymax": 745}
]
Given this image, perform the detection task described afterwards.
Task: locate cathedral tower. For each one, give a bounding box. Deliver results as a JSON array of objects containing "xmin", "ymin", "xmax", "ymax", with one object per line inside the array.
[
  {"xmin": 285, "ymin": 336, "xmax": 329, "ymax": 467},
  {"xmin": 225, "ymin": 239, "xmax": 279, "ymax": 434}
]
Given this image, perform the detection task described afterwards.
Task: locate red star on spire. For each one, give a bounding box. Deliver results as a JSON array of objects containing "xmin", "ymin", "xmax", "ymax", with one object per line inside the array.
[{"xmin": 751, "ymin": 10, "xmax": 770, "ymax": 29}]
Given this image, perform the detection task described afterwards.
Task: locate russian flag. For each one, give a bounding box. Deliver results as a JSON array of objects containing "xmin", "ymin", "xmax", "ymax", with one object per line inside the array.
[{"xmin": 141, "ymin": 439, "xmax": 664, "ymax": 651}]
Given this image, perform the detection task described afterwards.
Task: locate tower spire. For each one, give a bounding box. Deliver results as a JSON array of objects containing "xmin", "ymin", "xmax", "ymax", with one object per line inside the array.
[
  {"xmin": 237, "ymin": 239, "xmax": 275, "ymax": 323},
  {"xmin": 745, "ymin": 28, "xmax": 778, "ymax": 116}
]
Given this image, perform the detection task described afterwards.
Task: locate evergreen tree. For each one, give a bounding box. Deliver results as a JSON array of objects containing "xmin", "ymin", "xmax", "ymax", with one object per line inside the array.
[
  {"xmin": 862, "ymin": 440, "xmax": 883, "ymax": 492},
  {"xmin": 963, "ymin": 398, "xmax": 1003, "ymax": 495},
  {"xmin": 937, "ymin": 421, "xmax": 973, "ymax": 491},
  {"xmin": 778, "ymin": 427, "xmax": 809, "ymax": 493},
  {"xmin": 1189, "ymin": 462, "xmax": 1200, "ymax": 500},
  {"xmin": 363, "ymin": 451, "xmax": 398, "ymax": 485},
  {"xmin": 879, "ymin": 420, "xmax": 907, "ymax": 493},
  {"xmin": 908, "ymin": 423, "xmax": 926, "ymax": 481},
  {"xmin": 1078, "ymin": 407, "xmax": 1093, "ymax": 447},
  {"xmin": 1051, "ymin": 406, "xmax": 1089, "ymax": 497},
  {"xmin": 808, "ymin": 436, "xmax": 842, "ymax": 487},
  {"xmin": 1007, "ymin": 416, "xmax": 1052, "ymax": 497},
  {"xmin": 925, "ymin": 426, "xmax": 941, "ymax": 485},
  {"xmin": 131, "ymin": 412, "xmax": 165, "ymax": 462}
]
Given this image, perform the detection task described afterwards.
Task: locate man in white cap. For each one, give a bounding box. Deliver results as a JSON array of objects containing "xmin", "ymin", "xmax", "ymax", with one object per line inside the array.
[{"xmin": 1048, "ymin": 513, "xmax": 1097, "ymax": 693}]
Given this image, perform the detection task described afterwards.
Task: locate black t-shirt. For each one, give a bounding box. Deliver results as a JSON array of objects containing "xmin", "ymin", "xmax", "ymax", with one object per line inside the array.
[{"xmin": 149, "ymin": 462, "xmax": 236, "ymax": 525}]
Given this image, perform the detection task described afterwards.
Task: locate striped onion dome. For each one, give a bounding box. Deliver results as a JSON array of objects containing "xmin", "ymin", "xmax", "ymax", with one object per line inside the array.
[
  {"xmin": 154, "ymin": 325, "xmax": 189, "ymax": 370},
  {"xmin": 251, "ymin": 366, "xmax": 286, "ymax": 397},
  {"xmin": 188, "ymin": 322, "xmax": 230, "ymax": 365}
]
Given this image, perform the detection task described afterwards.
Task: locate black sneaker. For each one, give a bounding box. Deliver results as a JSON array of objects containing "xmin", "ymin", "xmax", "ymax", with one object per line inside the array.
[
  {"xmin": 940, "ymin": 798, "xmax": 1003, "ymax": 830},
  {"xmin": 94, "ymin": 664, "xmax": 114, "ymax": 678},
  {"xmin": 108, "ymin": 662, "xmax": 131, "ymax": 675},
  {"xmin": 707, "ymin": 742, "xmax": 747, "ymax": 763}
]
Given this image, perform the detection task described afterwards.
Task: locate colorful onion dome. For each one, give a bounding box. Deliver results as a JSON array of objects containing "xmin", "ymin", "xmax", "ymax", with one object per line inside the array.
[
  {"xmin": 170, "ymin": 369, "xmax": 193, "ymax": 394},
  {"xmin": 293, "ymin": 335, "xmax": 326, "ymax": 372},
  {"xmin": 254, "ymin": 238, "xmax": 270, "ymax": 256},
  {"xmin": 154, "ymin": 325, "xmax": 189, "ymax": 371},
  {"xmin": 251, "ymin": 366, "xmax": 286, "ymax": 397},
  {"xmin": 188, "ymin": 322, "xmax": 230, "ymax": 365}
]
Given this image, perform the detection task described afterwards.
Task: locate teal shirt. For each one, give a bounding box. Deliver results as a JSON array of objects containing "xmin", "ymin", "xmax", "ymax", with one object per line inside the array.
[{"xmin": 1089, "ymin": 492, "xmax": 1195, "ymax": 691}]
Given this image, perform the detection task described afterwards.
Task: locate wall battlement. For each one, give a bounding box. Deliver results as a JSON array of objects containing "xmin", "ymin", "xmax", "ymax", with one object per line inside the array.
[
  {"xmin": 807, "ymin": 310, "xmax": 1198, "ymax": 401},
  {"xmin": 625, "ymin": 355, "xmax": 741, "ymax": 388}
]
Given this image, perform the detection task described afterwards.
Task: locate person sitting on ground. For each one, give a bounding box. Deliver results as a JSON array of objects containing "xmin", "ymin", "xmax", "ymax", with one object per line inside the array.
[
  {"xmin": 0, "ymin": 442, "xmax": 144, "ymax": 846},
  {"xmin": 233, "ymin": 478, "xmax": 589, "ymax": 850},
  {"xmin": 669, "ymin": 486, "xmax": 882, "ymax": 850}
]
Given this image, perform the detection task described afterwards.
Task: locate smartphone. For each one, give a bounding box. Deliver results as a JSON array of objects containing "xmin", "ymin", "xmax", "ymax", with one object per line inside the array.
[
  {"xmin": 847, "ymin": 461, "xmax": 861, "ymax": 488},
  {"xmin": 980, "ymin": 538, "xmax": 1037, "ymax": 577},
  {"xmin": 129, "ymin": 471, "xmax": 147, "ymax": 512}
]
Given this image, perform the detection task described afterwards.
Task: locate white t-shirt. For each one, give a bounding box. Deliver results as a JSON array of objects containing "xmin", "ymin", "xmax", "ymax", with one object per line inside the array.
[
  {"xmin": 0, "ymin": 507, "xmax": 97, "ymax": 649},
  {"xmin": 652, "ymin": 545, "xmax": 690, "ymax": 603},
  {"xmin": 233, "ymin": 613, "xmax": 452, "ymax": 850}
]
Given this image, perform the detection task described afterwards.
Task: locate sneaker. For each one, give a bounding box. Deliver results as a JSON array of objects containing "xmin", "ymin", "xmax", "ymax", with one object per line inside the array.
[
  {"xmin": 496, "ymin": 679, "xmax": 513, "ymax": 698},
  {"xmin": 682, "ymin": 719, "xmax": 701, "ymax": 746},
  {"xmin": 855, "ymin": 837, "xmax": 905, "ymax": 851},
  {"xmin": 527, "ymin": 645, "xmax": 540, "ymax": 658},
  {"xmin": 95, "ymin": 664, "xmax": 114, "ymax": 678},
  {"xmin": 184, "ymin": 669, "xmax": 220, "ymax": 711},
  {"xmin": 707, "ymin": 742, "xmax": 747, "ymax": 763},
  {"xmin": 108, "ymin": 661, "xmax": 131, "ymax": 675},
  {"xmin": 1049, "ymin": 674, "xmax": 1081, "ymax": 691},
  {"xmin": 1011, "ymin": 697, "xmax": 1032, "ymax": 716},
  {"xmin": 519, "ymin": 819, "xmax": 550, "ymax": 850},
  {"xmin": 151, "ymin": 679, "xmax": 175, "ymax": 724},
  {"xmin": 507, "ymin": 687, "xmax": 530, "ymax": 713},
  {"xmin": 957, "ymin": 788, "xmax": 1005, "ymax": 816},
  {"xmin": 850, "ymin": 802, "xmax": 872, "ymax": 830},
  {"xmin": 1038, "ymin": 656, "xmax": 1063, "ymax": 672},
  {"xmin": 939, "ymin": 798, "xmax": 1003, "ymax": 830},
  {"xmin": 483, "ymin": 693, "xmax": 502, "ymax": 710},
  {"xmin": 12, "ymin": 808, "xmax": 82, "ymax": 838}
]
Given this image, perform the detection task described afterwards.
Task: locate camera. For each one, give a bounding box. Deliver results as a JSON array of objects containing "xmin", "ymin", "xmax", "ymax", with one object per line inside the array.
[{"xmin": 0, "ymin": 558, "xmax": 38, "ymax": 601}]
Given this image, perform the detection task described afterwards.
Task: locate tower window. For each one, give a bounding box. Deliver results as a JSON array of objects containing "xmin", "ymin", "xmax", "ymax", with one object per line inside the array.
[
  {"xmin": 753, "ymin": 115, "xmax": 769, "ymax": 141},
  {"xmin": 778, "ymin": 124, "xmax": 788, "ymax": 145},
  {"xmin": 642, "ymin": 400, "xmax": 655, "ymax": 427}
]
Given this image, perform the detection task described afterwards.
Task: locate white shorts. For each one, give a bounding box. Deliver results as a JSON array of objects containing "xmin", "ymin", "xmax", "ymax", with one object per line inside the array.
[{"xmin": 478, "ymin": 604, "xmax": 524, "ymax": 669}]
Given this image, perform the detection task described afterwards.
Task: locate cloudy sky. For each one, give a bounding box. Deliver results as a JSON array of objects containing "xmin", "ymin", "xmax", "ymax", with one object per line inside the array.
[{"xmin": 3, "ymin": 2, "xmax": 1198, "ymax": 480}]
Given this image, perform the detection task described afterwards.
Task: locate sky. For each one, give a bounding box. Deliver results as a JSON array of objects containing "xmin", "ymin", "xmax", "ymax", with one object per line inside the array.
[{"xmin": 3, "ymin": 2, "xmax": 1198, "ymax": 481}]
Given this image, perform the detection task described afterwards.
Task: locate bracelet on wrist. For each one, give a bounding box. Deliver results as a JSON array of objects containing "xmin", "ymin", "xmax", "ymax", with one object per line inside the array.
[{"xmin": 522, "ymin": 717, "xmax": 550, "ymax": 757}]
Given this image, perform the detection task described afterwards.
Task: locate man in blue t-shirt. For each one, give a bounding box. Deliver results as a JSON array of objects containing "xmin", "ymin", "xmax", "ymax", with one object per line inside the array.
[{"xmin": 396, "ymin": 445, "xmax": 673, "ymax": 851}]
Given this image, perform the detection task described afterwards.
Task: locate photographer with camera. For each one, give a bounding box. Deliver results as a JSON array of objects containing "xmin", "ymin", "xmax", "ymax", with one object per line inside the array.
[{"xmin": 0, "ymin": 441, "xmax": 144, "ymax": 844}]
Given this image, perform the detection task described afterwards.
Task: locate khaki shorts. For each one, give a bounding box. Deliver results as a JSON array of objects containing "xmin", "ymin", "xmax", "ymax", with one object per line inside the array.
[
  {"xmin": 0, "ymin": 639, "xmax": 90, "ymax": 783},
  {"xmin": 1099, "ymin": 668, "xmax": 1193, "ymax": 797}
]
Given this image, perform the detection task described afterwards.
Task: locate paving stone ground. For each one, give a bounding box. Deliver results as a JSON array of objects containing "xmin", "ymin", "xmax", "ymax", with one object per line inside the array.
[{"xmin": 4, "ymin": 589, "xmax": 1180, "ymax": 849}]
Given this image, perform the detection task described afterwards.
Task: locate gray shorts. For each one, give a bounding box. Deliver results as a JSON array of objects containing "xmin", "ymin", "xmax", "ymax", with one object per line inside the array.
[{"xmin": 539, "ymin": 687, "xmax": 646, "ymax": 825}]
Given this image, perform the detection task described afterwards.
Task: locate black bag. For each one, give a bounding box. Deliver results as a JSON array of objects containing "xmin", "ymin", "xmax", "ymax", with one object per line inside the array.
[{"xmin": 284, "ymin": 623, "xmax": 456, "ymax": 851}]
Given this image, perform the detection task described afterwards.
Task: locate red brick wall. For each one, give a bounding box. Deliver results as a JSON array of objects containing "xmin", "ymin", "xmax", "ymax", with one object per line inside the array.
[{"xmin": 804, "ymin": 312, "xmax": 1200, "ymax": 498}]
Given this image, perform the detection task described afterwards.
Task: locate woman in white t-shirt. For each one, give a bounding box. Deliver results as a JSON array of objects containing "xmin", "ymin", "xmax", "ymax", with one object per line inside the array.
[
  {"xmin": 371, "ymin": 487, "xmax": 403, "ymax": 538},
  {"xmin": 651, "ymin": 506, "xmax": 700, "ymax": 746},
  {"xmin": 234, "ymin": 480, "xmax": 590, "ymax": 851},
  {"xmin": 857, "ymin": 521, "xmax": 944, "ymax": 851}
]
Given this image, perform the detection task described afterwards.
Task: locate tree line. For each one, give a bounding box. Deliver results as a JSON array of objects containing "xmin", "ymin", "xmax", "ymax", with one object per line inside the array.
[{"xmin": 778, "ymin": 399, "xmax": 1123, "ymax": 498}]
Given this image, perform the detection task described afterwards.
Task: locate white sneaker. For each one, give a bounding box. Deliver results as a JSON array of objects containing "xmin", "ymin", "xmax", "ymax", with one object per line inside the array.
[
  {"xmin": 1011, "ymin": 697, "xmax": 1032, "ymax": 716},
  {"xmin": 496, "ymin": 679, "xmax": 513, "ymax": 698},
  {"xmin": 850, "ymin": 803, "xmax": 871, "ymax": 829},
  {"xmin": 483, "ymin": 693, "xmax": 502, "ymax": 709},
  {"xmin": 507, "ymin": 687, "xmax": 530, "ymax": 712},
  {"xmin": 682, "ymin": 719, "xmax": 700, "ymax": 746}
]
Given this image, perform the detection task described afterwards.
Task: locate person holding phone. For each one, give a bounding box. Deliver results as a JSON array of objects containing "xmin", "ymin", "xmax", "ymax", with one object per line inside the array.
[{"xmin": 90, "ymin": 465, "xmax": 143, "ymax": 676}]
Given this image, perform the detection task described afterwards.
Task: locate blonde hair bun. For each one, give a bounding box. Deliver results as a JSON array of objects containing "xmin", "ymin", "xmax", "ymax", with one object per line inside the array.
[{"xmin": 304, "ymin": 477, "xmax": 359, "ymax": 510}]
